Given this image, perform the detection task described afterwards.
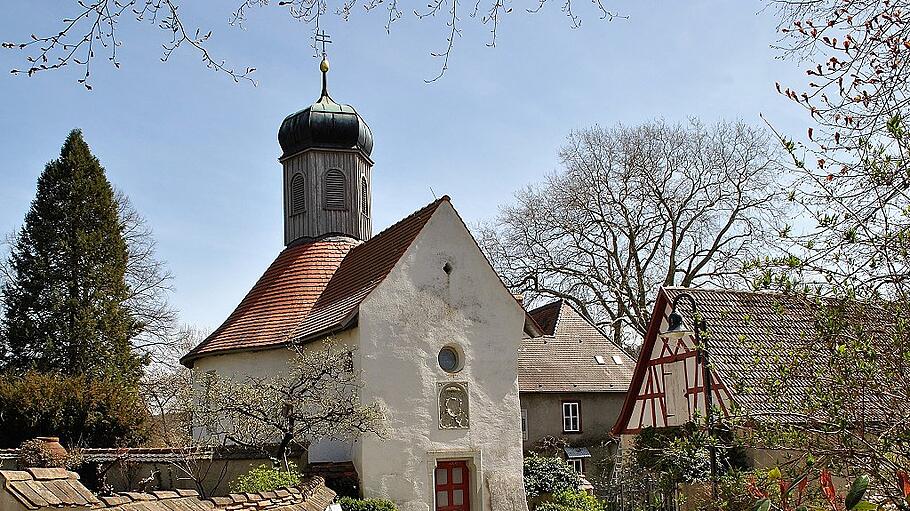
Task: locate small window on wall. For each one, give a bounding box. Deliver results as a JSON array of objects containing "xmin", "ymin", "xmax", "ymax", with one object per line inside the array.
[
  {"xmin": 324, "ymin": 169, "xmax": 347, "ymax": 210},
  {"xmin": 290, "ymin": 173, "xmax": 306, "ymax": 214},
  {"xmin": 562, "ymin": 401, "xmax": 580, "ymax": 433},
  {"xmin": 567, "ymin": 458, "xmax": 584, "ymax": 474},
  {"xmin": 361, "ymin": 176, "xmax": 369, "ymax": 215},
  {"xmin": 521, "ymin": 409, "xmax": 529, "ymax": 441}
]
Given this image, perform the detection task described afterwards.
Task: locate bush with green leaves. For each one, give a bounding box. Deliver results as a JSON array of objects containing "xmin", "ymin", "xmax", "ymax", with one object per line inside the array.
[
  {"xmin": 0, "ymin": 371, "xmax": 150, "ymax": 448},
  {"xmin": 633, "ymin": 423, "xmax": 749, "ymax": 484},
  {"xmin": 535, "ymin": 490, "xmax": 604, "ymax": 511},
  {"xmin": 523, "ymin": 454, "xmax": 581, "ymax": 499},
  {"xmin": 338, "ymin": 496, "xmax": 398, "ymax": 511},
  {"xmin": 229, "ymin": 463, "xmax": 302, "ymax": 493}
]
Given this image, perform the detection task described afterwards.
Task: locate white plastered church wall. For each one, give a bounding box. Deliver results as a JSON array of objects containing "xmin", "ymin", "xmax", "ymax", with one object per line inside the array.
[
  {"xmin": 191, "ymin": 331, "xmax": 359, "ymax": 462},
  {"xmin": 353, "ymin": 201, "xmax": 528, "ymax": 511}
]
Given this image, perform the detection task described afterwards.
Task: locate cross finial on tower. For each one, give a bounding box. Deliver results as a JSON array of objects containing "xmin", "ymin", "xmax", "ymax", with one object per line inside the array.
[
  {"xmin": 316, "ymin": 30, "xmax": 332, "ymax": 58},
  {"xmin": 315, "ymin": 30, "xmax": 332, "ymax": 98}
]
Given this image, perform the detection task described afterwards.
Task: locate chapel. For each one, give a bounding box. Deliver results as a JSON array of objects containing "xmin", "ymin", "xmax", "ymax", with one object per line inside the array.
[{"xmin": 181, "ymin": 55, "xmax": 539, "ymax": 511}]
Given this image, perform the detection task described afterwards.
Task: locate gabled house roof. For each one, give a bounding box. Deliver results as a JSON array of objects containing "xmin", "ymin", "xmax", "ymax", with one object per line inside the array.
[
  {"xmin": 612, "ymin": 287, "xmax": 845, "ymax": 434},
  {"xmin": 182, "ymin": 196, "xmax": 542, "ymax": 367},
  {"xmin": 519, "ymin": 300, "xmax": 634, "ymax": 393}
]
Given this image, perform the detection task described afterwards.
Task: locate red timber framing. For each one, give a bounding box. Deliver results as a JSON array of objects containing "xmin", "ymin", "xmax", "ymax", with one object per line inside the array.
[{"xmin": 611, "ymin": 288, "xmax": 734, "ymax": 435}]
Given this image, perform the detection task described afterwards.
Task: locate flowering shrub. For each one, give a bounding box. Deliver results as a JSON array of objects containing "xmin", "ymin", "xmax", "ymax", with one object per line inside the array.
[
  {"xmin": 229, "ymin": 463, "xmax": 301, "ymax": 493},
  {"xmin": 746, "ymin": 467, "xmax": 883, "ymax": 511}
]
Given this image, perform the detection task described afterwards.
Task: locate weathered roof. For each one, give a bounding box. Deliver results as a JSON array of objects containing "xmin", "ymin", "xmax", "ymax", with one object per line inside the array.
[
  {"xmin": 182, "ymin": 198, "xmax": 448, "ymax": 366},
  {"xmin": 0, "ymin": 468, "xmax": 99, "ymax": 509},
  {"xmin": 181, "ymin": 239, "xmax": 357, "ymax": 364},
  {"xmin": 519, "ymin": 300, "xmax": 634, "ymax": 393},
  {"xmin": 612, "ymin": 287, "xmax": 861, "ymax": 434},
  {"xmin": 0, "ymin": 469, "xmax": 335, "ymax": 511},
  {"xmin": 289, "ymin": 197, "xmax": 449, "ymax": 343},
  {"xmin": 95, "ymin": 489, "xmax": 208, "ymax": 511}
]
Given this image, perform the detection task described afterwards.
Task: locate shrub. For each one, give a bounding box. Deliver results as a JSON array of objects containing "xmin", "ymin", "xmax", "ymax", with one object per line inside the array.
[
  {"xmin": 523, "ymin": 453, "xmax": 581, "ymax": 499},
  {"xmin": 0, "ymin": 371, "xmax": 150, "ymax": 448},
  {"xmin": 633, "ymin": 424, "xmax": 749, "ymax": 483},
  {"xmin": 231, "ymin": 462, "xmax": 301, "ymax": 493},
  {"xmin": 230, "ymin": 463, "xmax": 302, "ymax": 493},
  {"xmin": 536, "ymin": 490, "xmax": 604, "ymax": 511},
  {"xmin": 338, "ymin": 496, "xmax": 398, "ymax": 511},
  {"xmin": 18, "ymin": 438, "xmax": 82, "ymax": 469}
]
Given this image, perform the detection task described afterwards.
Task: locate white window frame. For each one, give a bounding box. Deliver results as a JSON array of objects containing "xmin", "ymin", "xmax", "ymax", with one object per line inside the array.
[
  {"xmin": 567, "ymin": 458, "xmax": 584, "ymax": 474},
  {"xmin": 520, "ymin": 409, "xmax": 528, "ymax": 441},
  {"xmin": 562, "ymin": 401, "xmax": 580, "ymax": 433}
]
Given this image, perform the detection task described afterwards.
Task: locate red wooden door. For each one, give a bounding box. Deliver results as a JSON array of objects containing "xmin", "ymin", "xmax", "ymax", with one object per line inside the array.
[{"xmin": 434, "ymin": 461, "xmax": 470, "ymax": 511}]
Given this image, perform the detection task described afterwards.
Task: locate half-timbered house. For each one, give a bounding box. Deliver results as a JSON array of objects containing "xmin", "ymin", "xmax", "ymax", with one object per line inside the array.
[{"xmin": 611, "ymin": 287, "xmax": 824, "ymax": 438}]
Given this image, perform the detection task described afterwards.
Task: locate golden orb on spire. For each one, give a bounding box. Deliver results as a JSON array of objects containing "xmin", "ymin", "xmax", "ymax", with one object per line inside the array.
[{"xmin": 320, "ymin": 58, "xmax": 330, "ymax": 73}]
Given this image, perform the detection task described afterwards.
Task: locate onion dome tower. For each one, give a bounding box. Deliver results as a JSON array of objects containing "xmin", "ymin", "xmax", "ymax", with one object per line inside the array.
[{"xmin": 278, "ymin": 54, "xmax": 374, "ymax": 245}]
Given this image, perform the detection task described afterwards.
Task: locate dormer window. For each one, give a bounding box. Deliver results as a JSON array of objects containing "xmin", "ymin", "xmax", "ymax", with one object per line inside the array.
[
  {"xmin": 324, "ymin": 169, "xmax": 347, "ymax": 210},
  {"xmin": 290, "ymin": 173, "xmax": 306, "ymax": 214}
]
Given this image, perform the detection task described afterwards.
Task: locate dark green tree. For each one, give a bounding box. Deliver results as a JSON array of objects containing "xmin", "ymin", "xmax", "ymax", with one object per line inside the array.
[{"xmin": 0, "ymin": 129, "xmax": 144, "ymax": 381}]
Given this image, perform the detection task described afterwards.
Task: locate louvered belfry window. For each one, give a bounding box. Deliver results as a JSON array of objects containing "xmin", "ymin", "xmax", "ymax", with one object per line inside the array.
[
  {"xmin": 361, "ymin": 176, "xmax": 369, "ymax": 215},
  {"xmin": 324, "ymin": 169, "xmax": 347, "ymax": 210},
  {"xmin": 290, "ymin": 173, "xmax": 306, "ymax": 214}
]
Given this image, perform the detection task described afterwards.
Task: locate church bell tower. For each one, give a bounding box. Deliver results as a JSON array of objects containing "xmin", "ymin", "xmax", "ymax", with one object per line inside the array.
[{"xmin": 277, "ymin": 51, "xmax": 374, "ymax": 245}]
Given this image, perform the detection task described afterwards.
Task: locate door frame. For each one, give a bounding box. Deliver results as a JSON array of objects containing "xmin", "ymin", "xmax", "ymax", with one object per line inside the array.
[{"xmin": 427, "ymin": 450, "xmax": 482, "ymax": 511}]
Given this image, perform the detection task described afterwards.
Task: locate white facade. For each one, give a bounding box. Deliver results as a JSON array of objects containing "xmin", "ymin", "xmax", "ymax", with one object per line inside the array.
[
  {"xmin": 354, "ymin": 201, "xmax": 527, "ymax": 511},
  {"xmin": 192, "ymin": 201, "xmax": 528, "ymax": 511}
]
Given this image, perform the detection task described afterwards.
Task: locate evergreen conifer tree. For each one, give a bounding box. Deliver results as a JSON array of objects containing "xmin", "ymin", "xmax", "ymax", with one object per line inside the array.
[{"xmin": 0, "ymin": 129, "xmax": 144, "ymax": 381}]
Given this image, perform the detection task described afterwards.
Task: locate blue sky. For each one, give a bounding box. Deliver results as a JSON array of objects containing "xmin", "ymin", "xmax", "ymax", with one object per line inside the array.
[{"xmin": 0, "ymin": 1, "xmax": 807, "ymax": 332}]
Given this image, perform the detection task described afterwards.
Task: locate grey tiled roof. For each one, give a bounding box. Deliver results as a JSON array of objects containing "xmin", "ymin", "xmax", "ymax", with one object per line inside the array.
[
  {"xmin": 0, "ymin": 468, "xmax": 100, "ymax": 509},
  {"xmin": 0, "ymin": 468, "xmax": 335, "ymax": 511},
  {"xmin": 519, "ymin": 300, "xmax": 634, "ymax": 392}
]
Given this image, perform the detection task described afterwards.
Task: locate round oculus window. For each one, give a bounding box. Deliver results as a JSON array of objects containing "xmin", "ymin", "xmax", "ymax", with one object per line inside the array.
[{"xmin": 438, "ymin": 346, "xmax": 460, "ymax": 373}]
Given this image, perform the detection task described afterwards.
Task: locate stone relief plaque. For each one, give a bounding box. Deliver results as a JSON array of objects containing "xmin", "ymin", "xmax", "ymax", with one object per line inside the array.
[{"xmin": 437, "ymin": 382, "xmax": 469, "ymax": 430}]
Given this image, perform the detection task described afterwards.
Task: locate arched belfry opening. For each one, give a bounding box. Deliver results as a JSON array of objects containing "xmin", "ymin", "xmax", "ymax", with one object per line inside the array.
[{"xmin": 277, "ymin": 53, "xmax": 373, "ymax": 245}]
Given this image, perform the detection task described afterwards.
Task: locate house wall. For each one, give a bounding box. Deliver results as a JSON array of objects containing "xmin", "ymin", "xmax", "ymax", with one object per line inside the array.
[
  {"xmin": 520, "ymin": 392, "xmax": 625, "ymax": 449},
  {"xmin": 520, "ymin": 392, "xmax": 625, "ymax": 491},
  {"xmin": 190, "ymin": 332, "xmax": 358, "ymax": 463},
  {"xmin": 354, "ymin": 201, "xmax": 528, "ymax": 511}
]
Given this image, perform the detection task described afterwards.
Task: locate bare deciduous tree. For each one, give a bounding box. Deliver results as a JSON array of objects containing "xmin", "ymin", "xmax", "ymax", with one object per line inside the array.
[
  {"xmin": 116, "ymin": 190, "xmax": 181, "ymax": 367},
  {"xmin": 192, "ymin": 341, "xmax": 386, "ymax": 463},
  {"xmin": 479, "ymin": 119, "xmax": 784, "ymax": 347},
  {"xmin": 1, "ymin": 0, "xmax": 623, "ymax": 85}
]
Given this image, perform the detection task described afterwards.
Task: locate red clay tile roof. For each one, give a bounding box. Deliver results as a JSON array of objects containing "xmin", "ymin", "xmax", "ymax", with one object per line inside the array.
[
  {"xmin": 181, "ymin": 239, "xmax": 357, "ymax": 365},
  {"xmin": 182, "ymin": 197, "xmax": 448, "ymax": 366},
  {"xmin": 519, "ymin": 300, "xmax": 634, "ymax": 393},
  {"xmin": 290, "ymin": 197, "xmax": 448, "ymax": 343}
]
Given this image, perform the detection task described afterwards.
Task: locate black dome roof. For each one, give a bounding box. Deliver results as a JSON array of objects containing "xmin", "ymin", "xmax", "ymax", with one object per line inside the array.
[{"xmin": 278, "ymin": 72, "xmax": 373, "ymax": 159}]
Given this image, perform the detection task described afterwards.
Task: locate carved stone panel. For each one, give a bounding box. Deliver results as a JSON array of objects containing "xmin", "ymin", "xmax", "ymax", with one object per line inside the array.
[{"xmin": 437, "ymin": 382, "xmax": 469, "ymax": 430}]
